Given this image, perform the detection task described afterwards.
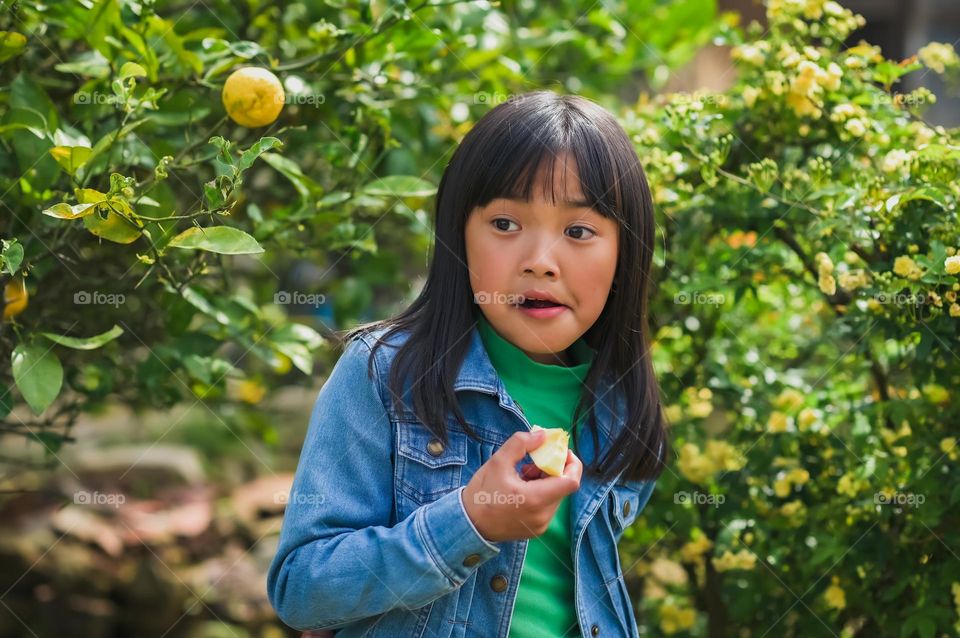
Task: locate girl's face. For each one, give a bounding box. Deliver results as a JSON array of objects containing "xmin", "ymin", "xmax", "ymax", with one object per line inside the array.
[{"xmin": 465, "ymin": 153, "xmax": 619, "ymax": 366}]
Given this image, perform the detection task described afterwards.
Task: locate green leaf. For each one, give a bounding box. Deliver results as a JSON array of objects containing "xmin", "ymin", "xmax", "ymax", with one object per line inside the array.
[
  {"xmin": 82, "ymin": 199, "xmax": 143, "ymax": 244},
  {"xmin": 261, "ymin": 152, "xmax": 319, "ymax": 200},
  {"xmin": 168, "ymin": 226, "xmax": 265, "ymax": 254},
  {"xmin": 49, "ymin": 145, "xmax": 92, "ymax": 176},
  {"xmin": 54, "ymin": 50, "xmax": 111, "ymax": 78},
  {"xmin": 39, "ymin": 325, "xmax": 123, "ymax": 350},
  {"xmin": 362, "ymin": 175, "xmax": 436, "ymax": 198},
  {"xmin": 11, "ymin": 342, "xmax": 63, "ymax": 415},
  {"xmin": 1, "ymin": 239, "xmax": 24, "ymax": 275},
  {"xmin": 899, "ymin": 185, "xmax": 949, "ymax": 210},
  {"xmin": 0, "ymin": 31, "xmax": 27, "ymax": 64},
  {"xmin": 118, "ymin": 61, "xmax": 147, "ymax": 79},
  {"xmin": 237, "ymin": 136, "xmax": 284, "ymax": 172}
]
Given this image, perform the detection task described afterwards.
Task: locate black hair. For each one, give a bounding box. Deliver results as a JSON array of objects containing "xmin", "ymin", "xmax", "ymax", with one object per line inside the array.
[{"xmin": 344, "ymin": 90, "xmax": 668, "ymax": 483}]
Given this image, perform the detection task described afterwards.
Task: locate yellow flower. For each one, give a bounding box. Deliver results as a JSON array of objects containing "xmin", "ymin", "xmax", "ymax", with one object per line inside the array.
[
  {"xmin": 780, "ymin": 500, "xmax": 804, "ymax": 519},
  {"xmin": 787, "ymin": 468, "xmax": 810, "ymax": 485},
  {"xmin": 882, "ymin": 149, "xmax": 915, "ymax": 174},
  {"xmin": 815, "ymin": 251, "xmax": 834, "ymax": 274},
  {"xmin": 766, "ymin": 71, "xmax": 787, "ymax": 96},
  {"xmin": 797, "ymin": 407, "xmax": 818, "ymax": 431},
  {"xmin": 945, "ymin": 255, "xmax": 960, "ymax": 275},
  {"xmin": 918, "ymin": 42, "xmax": 959, "ymax": 74},
  {"xmin": 823, "ymin": 62, "xmax": 843, "ymax": 90},
  {"xmin": 837, "ymin": 473, "xmax": 860, "ymax": 497},
  {"xmin": 893, "ymin": 255, "xmax": 923, "ymax": 280},
  {"xmin": 774, "ymin": 388, "xmax": 805, "ymax": 412},
  {"xmin": 704, "ymin": 440, "xmax": 745, "ymax": 472},
  {"xmin": 659, "ymin": 603, "xmax": 697, "ymax": 634},
  {"xmin": 678, "ymin": 443, "xmax": 714, "ymax": 484},
  {"xmin": 824, "ymin": 576, "xmax": 846, "ymax": 610},
  {"xmin": 767, "ymin": 411, "xmax": 790, "ymax": 433},
  {"xmin": 743, "ymin": 85, "xmax": 761, "ymax": 107},
  {"xmin": 818, "ymin": 273, "xmax": 836, "ymax": 295},
  {"xmin": 844, "ymin": 118, "xmax": 866, "ymax": 137},
  {"xmin": 838, "ymin": 269, "xmax": 870, "ymax": 291},
  {"xmin": 774, "ymin": 477, "xmax": 792, "ymax": 498},
  {"xmin": 680, "ymin": 532, "xmax": 714, "ymax": 563},
  {"xmin": 712, "ymin": 549, "xmax": 757, "ymax": 572},
  {"xmin": 732, "ymin": 42, "xmax": 768, "ymax": 66}
]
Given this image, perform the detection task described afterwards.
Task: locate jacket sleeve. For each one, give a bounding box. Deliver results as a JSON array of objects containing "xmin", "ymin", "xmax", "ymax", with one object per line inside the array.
[{"xmin": 266, "ymin": 335, "xmax": 501, "ymax": 631}]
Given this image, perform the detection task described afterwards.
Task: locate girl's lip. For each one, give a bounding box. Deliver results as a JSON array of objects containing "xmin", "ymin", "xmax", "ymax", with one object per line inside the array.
[{"xmin": 514, "ymin": 304, "xmax": 568, "ymax": 319}]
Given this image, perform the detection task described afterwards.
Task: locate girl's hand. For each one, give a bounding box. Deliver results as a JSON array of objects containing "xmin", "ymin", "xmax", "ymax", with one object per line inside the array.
[{"xmin": 462, "ymin": 429, "xmax": 583, "ymax": 542}]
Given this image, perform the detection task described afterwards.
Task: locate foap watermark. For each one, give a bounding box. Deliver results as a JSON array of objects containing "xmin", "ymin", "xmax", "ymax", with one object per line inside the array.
[
  {"xmin": 674, "ymin": 291, "xmax": 726, "ymax": 306},
  {"xmin": 874, "ymin": 491, "xmax": 924, "ymax": 508},
  {"xmin": 674, "ymin": 490, "xmax": 725, "ymax": 507},
  {"xmin": 74, "ymin": 91, "xmax": 123, "ymax": 106},
  {"xmin": 473, "ymin": 490, "xmax": 526, "ymax": 508},
  {"xmin": 274, "ymin": 490, "xmax": 326, "ymax": 506},
  {"xmin": 74, "ymin": 290, "xmax": 125, "ymax": 307},
  {"xmin": 285, "ymin": 92, "xmax": 326, "ymax": 107},
  {"xmin": 872, "ymin": 291, "xmax": 926, "ymax": 305},
  {"xmin": 274, "ymin": 291, "xmax": 326, "ymax": 307},
  {"xmin": 74, "ymin": 490, "xmax": 126, "ymax": 507},
  {"xmin": 473, "ymin": 91, "xmax": 519, "ymax": 106},
  {"xmin": 474, "ymin": 291, "xmax": 526, "ymax": 306}
]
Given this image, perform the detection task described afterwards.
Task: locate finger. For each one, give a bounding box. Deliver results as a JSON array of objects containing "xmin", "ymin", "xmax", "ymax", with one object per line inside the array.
[
  {"xmin": 520, "ymin": 467, "xmax": 581, "ymax": 502},
  {"xmin": 495, "ymin": 429, "xmax": 546, "ymax": 466},
  {"xmin": 561, "ymin": 449, "xmax": 583, "ymax": 484}
]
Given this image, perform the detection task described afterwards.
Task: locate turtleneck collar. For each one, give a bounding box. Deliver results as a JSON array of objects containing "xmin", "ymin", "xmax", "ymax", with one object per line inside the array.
[{"xmin": 476, "ymin": 312, "xmax": 594, "ymax": 392}]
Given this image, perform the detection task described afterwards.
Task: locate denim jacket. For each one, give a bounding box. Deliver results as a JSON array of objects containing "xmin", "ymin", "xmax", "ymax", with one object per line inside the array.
[{"xmin": 266, "ymin": 322, "xmax": 657, "ymax": 637}]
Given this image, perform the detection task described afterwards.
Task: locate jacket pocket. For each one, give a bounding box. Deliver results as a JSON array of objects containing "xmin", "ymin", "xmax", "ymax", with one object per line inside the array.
[{"xmin": 395, "ymin": 423, "xmax": 469, "ymax": 518}]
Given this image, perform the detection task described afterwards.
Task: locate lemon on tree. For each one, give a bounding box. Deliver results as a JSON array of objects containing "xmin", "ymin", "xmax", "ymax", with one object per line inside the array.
[{"xmin": 221, "ymin": 67, "xmax": 285, "ymax": 128}]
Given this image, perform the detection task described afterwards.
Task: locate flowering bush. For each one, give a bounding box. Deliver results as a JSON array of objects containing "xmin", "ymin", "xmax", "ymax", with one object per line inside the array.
[{"xmin": 619, "ymin": 0, "xmax": 960, "ymax": 635}]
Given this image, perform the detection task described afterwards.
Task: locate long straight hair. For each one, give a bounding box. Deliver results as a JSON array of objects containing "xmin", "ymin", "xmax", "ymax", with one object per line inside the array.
[{"xmin": 344, "ymin": 90, "xmax": 668, "ymax": 483}]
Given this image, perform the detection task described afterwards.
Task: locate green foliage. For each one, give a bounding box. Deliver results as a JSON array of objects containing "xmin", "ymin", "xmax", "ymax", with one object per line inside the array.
[
  {"xmin": 619, "ymin": 1, "xmax": 960, "ymax": 635},
  {"xmin": 0, "ymin": 0, "xmax": 714, "ymax": 459}
]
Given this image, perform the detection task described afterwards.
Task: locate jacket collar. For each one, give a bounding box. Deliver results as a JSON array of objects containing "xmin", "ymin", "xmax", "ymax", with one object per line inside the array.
[{"xmin": 452, "ymin": 322, "xmax": 619, "ymax": 444}]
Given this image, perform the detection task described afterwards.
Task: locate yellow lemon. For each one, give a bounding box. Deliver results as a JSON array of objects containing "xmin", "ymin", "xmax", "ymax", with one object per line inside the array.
[
  {"xmin": 3, "ymin": 276, "xmax": 28, "ymax": 321},
  {"xmin": 221, "ymin": 67, "xmax": 285, "ymax": 128},
  {"xmin": 528, "ymin": 425, "xmax": 569, "ymax": 477}
]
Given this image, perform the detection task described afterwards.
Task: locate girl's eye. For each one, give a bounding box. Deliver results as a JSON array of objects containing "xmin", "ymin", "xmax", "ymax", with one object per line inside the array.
[
  {"xmin": 566, "ymin": 225, "xmax": 597, "ymax": 240},
  {"xmin": 492, "ymin": 218, "xmax": 519, "ymax": 232}
]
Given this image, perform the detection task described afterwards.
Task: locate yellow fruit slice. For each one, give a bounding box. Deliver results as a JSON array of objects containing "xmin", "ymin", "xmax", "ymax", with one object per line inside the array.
[
  {"xmin": 221, "ymin": 67, "xmax": 285, "ymax": 128},
  {"xmin": 528, "ymin": 425, "xmax": 569, "ymax": 477}
]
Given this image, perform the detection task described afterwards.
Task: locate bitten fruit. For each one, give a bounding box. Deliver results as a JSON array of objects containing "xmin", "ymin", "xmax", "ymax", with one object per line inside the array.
[{"xmin": 528, "ymin": 425, "xmax": 569, "ymax": 477}]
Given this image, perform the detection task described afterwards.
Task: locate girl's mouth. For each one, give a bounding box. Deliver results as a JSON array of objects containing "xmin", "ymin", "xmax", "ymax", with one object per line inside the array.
[{"xmin": 513, "ymin": 298, "xmax": 569, "ymax": 319}]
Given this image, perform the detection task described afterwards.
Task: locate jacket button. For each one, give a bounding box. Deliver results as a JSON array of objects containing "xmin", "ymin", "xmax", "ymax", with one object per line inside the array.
[
  {"xmin": 490, "ymin": 575, "xmax": 508, "ymax": 592},
  {"xmin": 623, "ymin": 499, "xmax": 631, "ymax": 518},
  {"xmin": 591, "ymin": 624, "xmax": 600, "ymax": 636},
  {"xmin": 427, "ymin": 438, "xmax": 444, "ymax": 456},
  {"xmin": 463, "ymin": 553, "xmax": 481, "ymax": 567}
]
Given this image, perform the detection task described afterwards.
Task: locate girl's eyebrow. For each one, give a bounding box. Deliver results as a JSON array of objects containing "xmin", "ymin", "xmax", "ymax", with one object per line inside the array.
[{"xmin": 501, "ymin": 196, "xmax": 595, "ymax": 210}]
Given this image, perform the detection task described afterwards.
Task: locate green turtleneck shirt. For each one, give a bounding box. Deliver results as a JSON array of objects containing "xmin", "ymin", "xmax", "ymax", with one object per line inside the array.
[{"xmin": 476, "ymin": 313, "xmax": 595, "ymax": 638}]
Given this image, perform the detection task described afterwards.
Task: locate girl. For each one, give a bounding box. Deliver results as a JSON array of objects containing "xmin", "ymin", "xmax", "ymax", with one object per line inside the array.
[{"xmin": 267, "ymin": 90, "xmax": 669, "ymax": 638}]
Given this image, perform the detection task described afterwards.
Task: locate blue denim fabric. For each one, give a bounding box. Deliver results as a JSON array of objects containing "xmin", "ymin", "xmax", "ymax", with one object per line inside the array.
[{"xmin": 266, "ymin": 323, "xmax": 658, "ymax": 637}]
